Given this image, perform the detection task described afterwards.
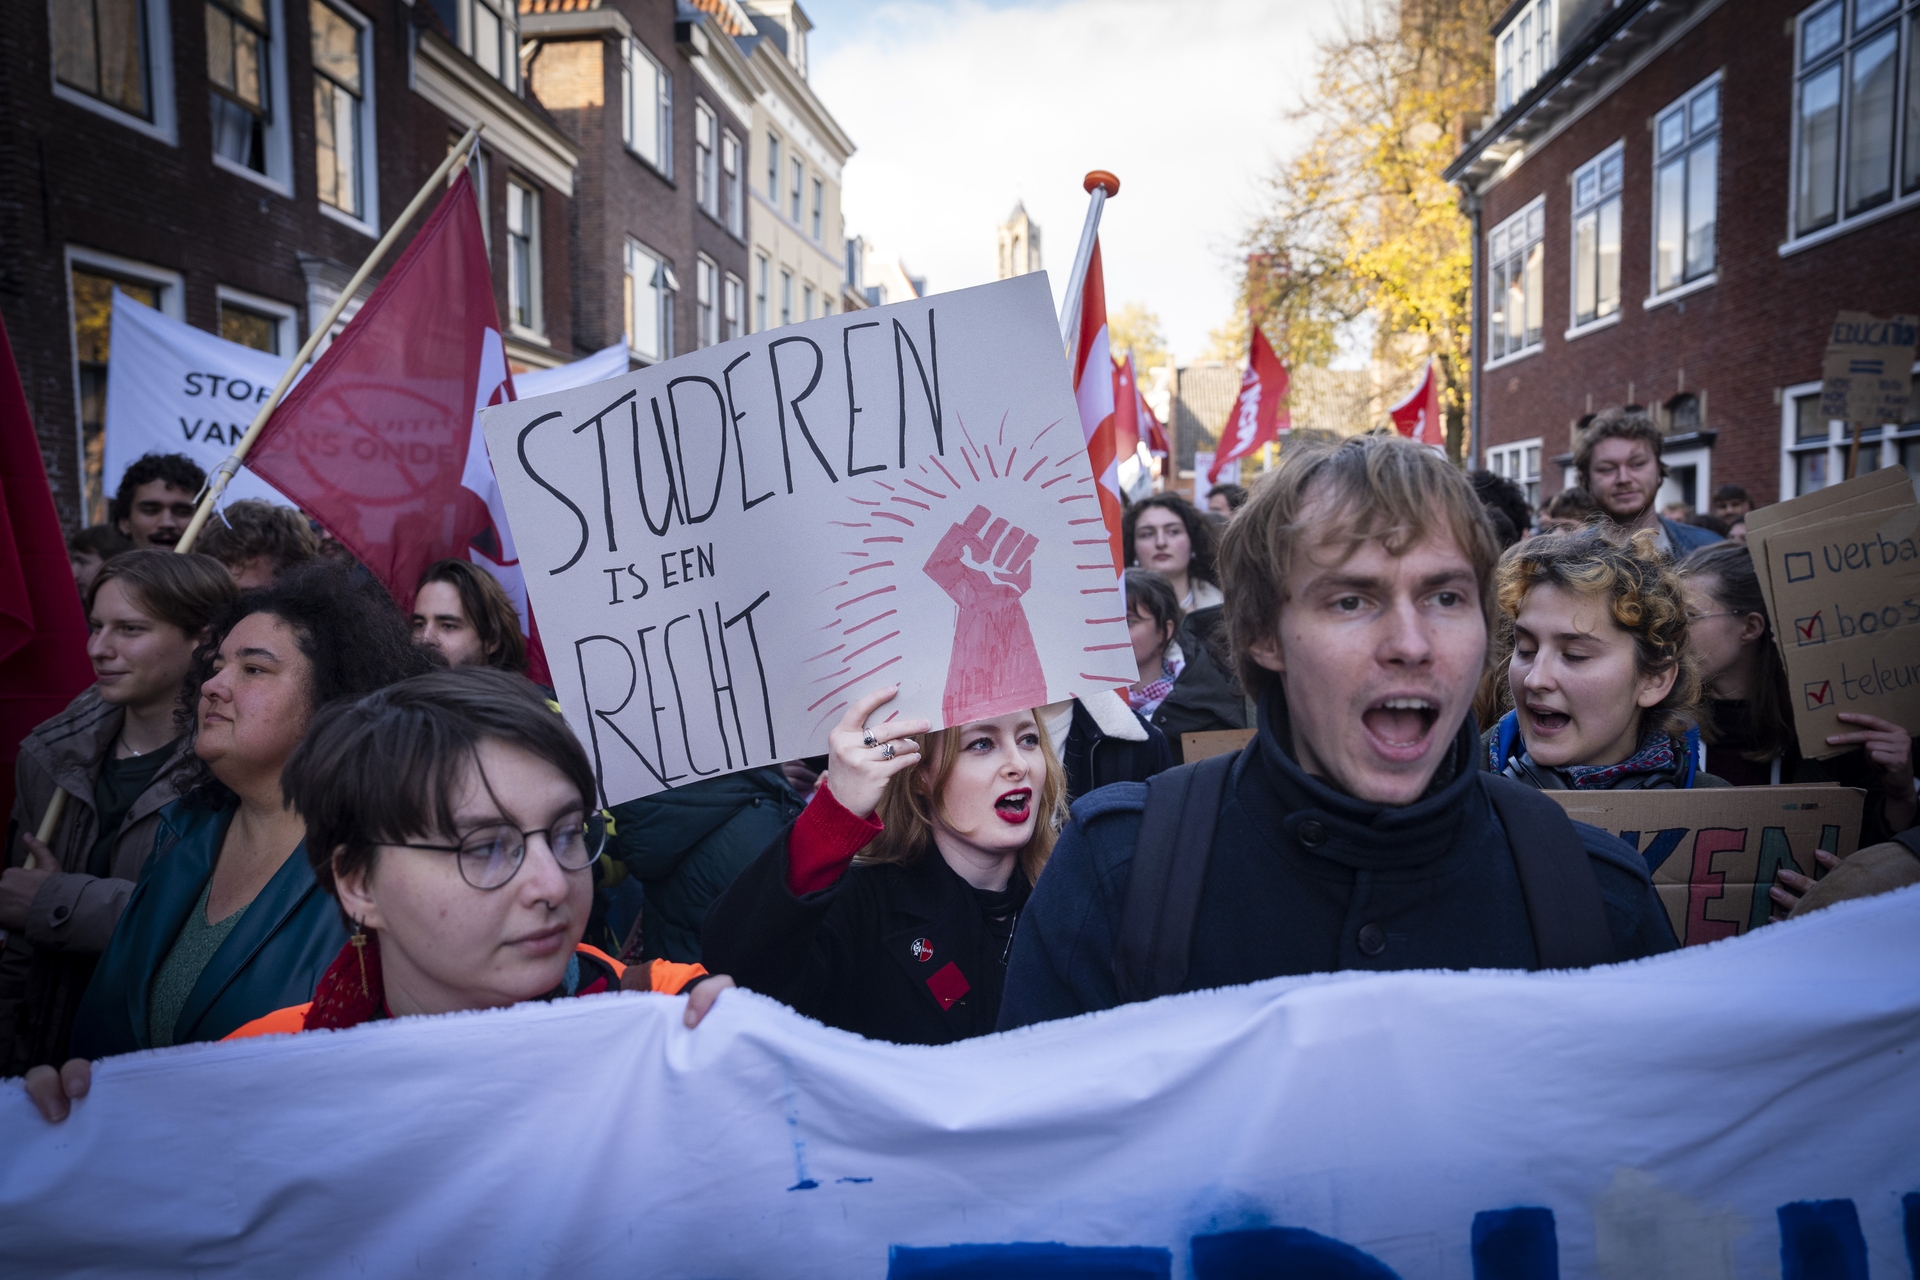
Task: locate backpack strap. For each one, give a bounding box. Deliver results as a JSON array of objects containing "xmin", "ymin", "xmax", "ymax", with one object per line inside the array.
[
  {"xmin": 1482, "ymin": 775, "xmax": 1616, "ymax": 969},
  {"xmin": 1892, "ymin": 827, "xmax": 1920, "ymax": 860},
  {"xmin": 1114, "ymin": 749, "xmax": 1239, "ymax": 1003}
]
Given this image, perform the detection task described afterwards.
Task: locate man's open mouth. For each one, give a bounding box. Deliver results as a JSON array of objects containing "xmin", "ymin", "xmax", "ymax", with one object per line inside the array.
[
  {"xmin": 994, "ymin": 788, "xmax": 1032, "ymax": 823},
  {"xmin": 1361, "ymin": 696, "xmax": 1439, "ymax": 751}
]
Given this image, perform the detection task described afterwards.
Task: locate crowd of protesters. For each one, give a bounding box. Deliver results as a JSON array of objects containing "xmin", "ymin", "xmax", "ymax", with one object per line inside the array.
[{"xmin": 12, "ymin": 416, "xmax": 1918, "ymax": 1121}]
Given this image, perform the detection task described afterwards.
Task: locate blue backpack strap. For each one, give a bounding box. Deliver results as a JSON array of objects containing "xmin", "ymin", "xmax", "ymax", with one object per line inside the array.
[
  {"xmin": 1114, "ymin": 749, "xmax": 1239, "ymax": 1003},
  {"xmin": 1482, "ymin": 774, "xmax": 1616, "ymax": 969}
]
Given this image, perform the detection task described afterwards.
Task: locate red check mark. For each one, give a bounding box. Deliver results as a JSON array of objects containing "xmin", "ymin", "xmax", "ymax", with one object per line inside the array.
[
  {"xmin": 1797, "ymin": 612, "xmax": 1823, "ymax": 641},
  {"xmin": 1804, "ymin": 680, "xmax": 1833, "ymax": 709}
]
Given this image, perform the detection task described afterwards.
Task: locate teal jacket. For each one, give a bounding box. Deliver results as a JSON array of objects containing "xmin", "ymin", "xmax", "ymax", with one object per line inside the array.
[
  {"xmin": 70, "ymin": 800, "xmax": 346, "ymax": 1058},
  {"xmin": 610, "ymin": 767, "xmax": 803, "ymax": 963}
]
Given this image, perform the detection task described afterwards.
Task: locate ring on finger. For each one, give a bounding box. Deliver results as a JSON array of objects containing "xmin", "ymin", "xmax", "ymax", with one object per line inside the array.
[
  {"xmin": 862, "ymin": 729, "xmax": 878, "ymax": 748},
  {"xmin": 880, "ymin": 742, "xmax": 896, "ymax": 760}
]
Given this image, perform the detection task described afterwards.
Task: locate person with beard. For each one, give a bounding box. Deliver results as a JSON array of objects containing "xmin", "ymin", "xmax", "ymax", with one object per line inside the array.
[
  {"xmin": 997, "ymin": 437, "xmax": 1674, "ymax": 1029},
  {"xmin": 1573, "ymin": 408, "xmax": 1720, "ymax": 557},
  {"xmin": 110, "ymin": 454, "xmax": 205, "ymax": 550}
]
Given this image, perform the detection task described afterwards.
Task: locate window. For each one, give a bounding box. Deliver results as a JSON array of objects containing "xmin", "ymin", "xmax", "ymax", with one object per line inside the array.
[
  {"xmin": 206, "ymin": 0, "xmax": 270, "ymax": 173},
  {"xmin": 821, "ymin": 295, "xmax": 832, "ymax": 317},
  {"xmin": 312, "ymin": 0, "xmax": 368, "ymax": 222},
  {"xmin": 1782, "ymin": 372, "xmax": 1920, "ymax": 496},
  {"xmin": 53, "ymin": 0, "xmax": 152, "ymax": 119},
  {"xmin": 767, "ymin": 132, "xmax": 780, "ymax": 200},
  {"xmin": 802, "ymin": 282, "xmax": 814, "ymax": 321},
  {"xmin": 625, "ymin": 240, "xmax": 675, "ymax": 363},
  {"xmin": 789, "ymin": 158, "xmax": 803, "ymax": 222},
  {"xmin": 695, "ymin": 256, "xmax": 718, "ymax": 348},
  {"xmin": 1571, "ymin": 145, "xmax": 1623, "ymax": 328},
  {"xmin": 217, "ymin": 289, "xmax": 294, "ymax": 354},
  {"xmin": 1486, "ymin": 199, "xmax": 1544, "ymax": 362},
  {"xmin": 1494, "ymin": 0, "xmax": 1553, "ymax": 113},
  {"xmin": 721, "ymin": 129, "xmax": 742, "ymax": 236},
  {"xmin": 779, "ymin": 268, "xmax": 793, "ymax": 326},
  {"xmin": 810, "ymin": 177, "xmax": 823, "ymax": 240},
  {"xmin": 622, "ymin": 40, "xmax": 671, "ymax": 175},
  {"xmin": 461, "ymin": 0, "xmax": 515, "ymax": 88},
  {"xmin": 1654, "ymin": 76, "xmax": 1719, "ymax": 293},
  {"xmin": 694, "ymin": 102, "xmax": 717, "ymax": 217},
  {"xmin": 754, "ymin": 254, "xmax": 769, "ymax": 332},
  {"xmin": 1486, "ymin": 438, "xmax": 1543, "ymax": 508},
  {"xmin": 1792, "ymin": 0, "xmax": 1920, "ymax": 239},
  {"xmin": 68, "ymin": 254, "xmax": 181, "ymax": 521},
  {"xmin": 723, "ymin": 272, "xmax": 743, "ymax": 341},
  {"xmin": 506, "ymin": 179, "xmax": 539, "ymax": 333}
]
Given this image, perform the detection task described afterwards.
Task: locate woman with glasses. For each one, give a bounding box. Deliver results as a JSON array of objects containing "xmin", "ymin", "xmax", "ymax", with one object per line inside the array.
[{"xmin": 28, "ymin": 669, "xmax": 728, "ymax": 1122}]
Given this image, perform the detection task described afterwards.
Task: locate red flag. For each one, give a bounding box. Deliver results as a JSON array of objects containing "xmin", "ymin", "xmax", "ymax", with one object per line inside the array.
[
  {"xmin": 0, "ymin": 314, "xmax": 96, "ymax": 823},
  {"xmin": 1071, "ymin": 240, "xmax": 1125, "ymax": 573},
  {"xmin": 1208, "ymin": 321, "xmax": 1289, "ymax": 483},
  {"xmin": 1390, "ymin": 359, "xmax": 1444, "ymax": 449},
  {"xmin": 1112, "ymin": 353, "xmax": 1141, "ymax": 460},
  {"xmin": 247, "ymin": 172, "xmax": 548, "ymax": 683},
  {"xmin": 1136, "ymin": 356, "xmax": 1169, "ymax": 457}
]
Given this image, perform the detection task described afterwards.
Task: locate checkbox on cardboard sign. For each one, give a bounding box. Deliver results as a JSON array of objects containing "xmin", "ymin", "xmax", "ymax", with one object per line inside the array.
[
  {"xmin": 1804, "ymin": 680, "xmax": 1834, "ymax": 709},
  {"xmin": 1794, "ymin": 612, "xmax": 1825, "ymax": 645},
  {"xmin": 1784, "ymin": 552, "xmax": 1816, "ymax": 583}
]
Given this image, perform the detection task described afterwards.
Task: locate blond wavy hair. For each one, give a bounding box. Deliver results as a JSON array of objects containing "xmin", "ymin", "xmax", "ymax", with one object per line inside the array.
[
  {"xmin": 856, "ymin": 713, "xmax": 1065, "ymax": 887},
  {"xmin": 1493, "ymin": 526, "xmax": 1702, "ymax": 742}
]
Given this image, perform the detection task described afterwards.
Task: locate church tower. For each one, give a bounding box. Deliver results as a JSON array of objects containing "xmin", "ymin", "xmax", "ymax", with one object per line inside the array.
[{"xmin": 996, "ymin": 202, "xmax": 1042, "ymax": 279}]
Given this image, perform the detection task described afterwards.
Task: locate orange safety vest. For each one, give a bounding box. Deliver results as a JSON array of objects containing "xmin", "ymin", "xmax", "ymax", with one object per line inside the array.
[{"xmin": 223, "ymin": 945, "xmax": 708, "ymax": 1041}]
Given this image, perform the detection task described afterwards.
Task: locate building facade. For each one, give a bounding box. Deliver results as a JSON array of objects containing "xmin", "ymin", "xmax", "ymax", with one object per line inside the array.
[
  {"xmin": 3, "ymin": 0, "xmax": 577, "ymax": 527},
  {"xmin": 523, "ymin": 0, "xmax": 755, "ymax": 365},
  {"xmin": 1448, "ymin": 0, "xmax": 1920, "ymax": 512},
  {"xmin": 996, "ymin": 201, "xmax": 1041, "ymax": 280}
]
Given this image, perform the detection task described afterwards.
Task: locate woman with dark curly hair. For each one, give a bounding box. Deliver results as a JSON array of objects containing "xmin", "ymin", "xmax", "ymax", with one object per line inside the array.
[
  {"xmin": 67, "ymin": 563, "xmax": 440, "ymax": 1059},
  {"xmin": 1122, "ymin": 492, "xmax": 1221, "ymax": 612},
  {"xmin": 1484, "ymin": 527, "xmax": 1727, "ymax": 790}
]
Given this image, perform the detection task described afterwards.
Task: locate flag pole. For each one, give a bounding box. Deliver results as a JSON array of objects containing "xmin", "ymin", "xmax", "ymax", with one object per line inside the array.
[
  {"xmin": 21, "ymin": 128, "xmax": 487, "ymax": 868},
  {"xmin": 1059, "ymin": 170, "xmax": 1120, "ymax": 355},
  {"xmin": 173, "ymin": 122, "xmax": 486, "ymax": 556}
]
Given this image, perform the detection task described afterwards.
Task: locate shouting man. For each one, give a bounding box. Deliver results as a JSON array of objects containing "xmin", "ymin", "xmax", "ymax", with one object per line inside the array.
[
  {"xmin": 998, "ymin": 436, "xmax": 1675, "ymax": 1028},
  {"xmin": 111, "ymin": 454, "xmax": 205, "ymax": 550},
  {"xmin": 1574, "ymin": 407, "xmax": 1720, "ymax": 557}
]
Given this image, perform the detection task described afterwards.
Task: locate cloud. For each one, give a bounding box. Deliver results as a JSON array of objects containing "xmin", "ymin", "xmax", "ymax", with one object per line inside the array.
[{"xmin": 811, "ymin": 0, "xmax": 1345, "ymax": 363}]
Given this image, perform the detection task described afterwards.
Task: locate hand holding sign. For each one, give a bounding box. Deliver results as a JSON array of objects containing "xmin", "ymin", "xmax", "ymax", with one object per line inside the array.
[
  {"xmin": 925, "ymin": 506, "xmax": 1048, "ymax": 724},
  {"xmin": 823, "ymin": 685, "xmax": 929, "ymax": 819},
  {"xmin": 1826, "ymin": 711, "xmax": 1919, "ymax": 833}
]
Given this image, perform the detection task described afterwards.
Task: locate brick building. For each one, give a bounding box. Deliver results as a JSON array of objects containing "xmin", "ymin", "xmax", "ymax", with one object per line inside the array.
[
  {"xmin": 1447, "ymin": 0, "xmax": 1920, "ymax": 514},
  {"xmin": 1, "ymin": 0, "xmax": 578, "ymax": 529}
]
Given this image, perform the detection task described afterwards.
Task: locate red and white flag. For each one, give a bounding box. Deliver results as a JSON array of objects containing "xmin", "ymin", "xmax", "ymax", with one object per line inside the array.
[
  {"xmin": 246, "ymin": 171, "xmax": 548, "ymax": 681},
  {"xmin": 1208, "ymin": 321, "xmax": 1289, "ymax": 483},
  {"xmin": 1113, "ymin": 351, "xmax": 1169, "ymax": 460},
  {"xmin": 1071, "ymin": 240, "xmax": 1125, "ymax": 573},
  {"xmin": 1390, "ymin": 358, "xmax": 1444, "ymax": 449}
]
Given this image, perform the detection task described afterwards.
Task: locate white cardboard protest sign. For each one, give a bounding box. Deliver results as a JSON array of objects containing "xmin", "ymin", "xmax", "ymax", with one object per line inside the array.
[
  {"xmin": 103, "ymin": 291, "xmax": 292, "ymax": 509},
  {"xmin": 481, "ymin": 275, "xmax": 1135, "ymax": 805},
  {"xmin": 4, "ymin": 886, "xmax": 1917, "ymax": 1278}
]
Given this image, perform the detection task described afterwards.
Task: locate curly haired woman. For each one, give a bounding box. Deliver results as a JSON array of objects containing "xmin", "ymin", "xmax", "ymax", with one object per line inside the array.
[{"xmin": 1484, "ymin": 527, "xmax": 1728, "ymax": 790}]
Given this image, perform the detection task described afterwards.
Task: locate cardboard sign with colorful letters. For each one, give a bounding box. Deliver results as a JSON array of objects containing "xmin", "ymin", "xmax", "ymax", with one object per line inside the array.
[
  {"xmin": 1547, "ymin": 786, "xmax": 1864, "ymax": 946},
  {"xmin": 1744, "ymin": 467, "xmax": 1920, "ymax": 760},
  {"xmin": 479, "ymin": 275, "xmax": 1135, "ymax": 806}
]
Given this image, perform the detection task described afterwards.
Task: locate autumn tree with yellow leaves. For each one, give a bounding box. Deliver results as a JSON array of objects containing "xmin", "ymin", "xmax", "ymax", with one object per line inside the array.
[{"xmin": 1238, "ymin": 0, "xmax": 1500, "ymax": 460}]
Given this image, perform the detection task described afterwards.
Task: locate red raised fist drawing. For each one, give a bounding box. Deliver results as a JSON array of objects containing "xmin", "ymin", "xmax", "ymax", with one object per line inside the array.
[{"xmin": 924, "ymin": 505, "xmax": 1048, "ymax": 724}]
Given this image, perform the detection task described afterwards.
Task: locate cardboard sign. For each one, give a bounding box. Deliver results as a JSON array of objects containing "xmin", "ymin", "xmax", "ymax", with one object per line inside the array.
[
  {"xmin": 1819, "ymin": 311, "xmax": 1917, "ymax": 426},
  {"xmin": 1743, "ymin": 467, "xmax": 1920, "ymax": 759},
  {"xmin": 1548, "ymin": 786, "xmax": 1864, "ymax": 947},
  {"xmin": 1182, "ymin": 728, "xmax": 1255, "ymax": 761},
  {"xmin": 479, "ymin": 275, "xmax": 1135, "ymax": 805}
]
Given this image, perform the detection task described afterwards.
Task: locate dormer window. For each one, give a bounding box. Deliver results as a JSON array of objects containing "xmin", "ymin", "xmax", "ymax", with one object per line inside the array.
[{"xmin": 1495, "ymin": 0, "xmax": 1554, "ymax": 113}]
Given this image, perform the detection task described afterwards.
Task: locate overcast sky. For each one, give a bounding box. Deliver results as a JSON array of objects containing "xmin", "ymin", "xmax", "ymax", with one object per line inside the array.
[{"xmin": 806, "ymin": 0, "xmax": 1348, "ymax": 364}]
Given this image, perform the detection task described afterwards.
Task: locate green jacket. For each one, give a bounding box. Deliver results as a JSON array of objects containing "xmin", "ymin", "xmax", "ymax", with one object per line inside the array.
[{"xmin": 610, "ymin": 767, "xmax": 803, "ymax": 963}]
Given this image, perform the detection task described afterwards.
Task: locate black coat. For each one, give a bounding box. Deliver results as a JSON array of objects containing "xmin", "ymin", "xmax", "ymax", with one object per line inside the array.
[
  {"xmin": 1150, "ymin": 605, "xmax": 1250, "ymax": 760},
  {"xmin": 1059, "ymin": 698, "xmax": 1173, "ymax": 802},
  {"xmin": 702, "ymin": 826, "xmax": 1027, "ymax": 1044}
]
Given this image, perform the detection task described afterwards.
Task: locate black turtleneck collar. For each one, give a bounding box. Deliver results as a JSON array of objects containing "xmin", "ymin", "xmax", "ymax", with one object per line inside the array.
[{"xmin": 1243, "ymin": 686, "xmax": 1484, "ymax": 872}]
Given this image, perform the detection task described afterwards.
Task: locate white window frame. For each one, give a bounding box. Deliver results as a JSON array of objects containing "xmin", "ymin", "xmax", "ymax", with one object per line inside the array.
[
  {"xmin": 779, "ymin": 268, "xmax": 793, "ymax": 327},
  {"xmin": 64, "ymin": 247, "xmax": 185, "ymax": 519},
  {"xmin": 1493, "ymin": 0, "xmax": 1553, "ymax": 114},
  {"xmin": 1567, "ymin": 142, "xmax": 1623, "ymax": 338},
  {"xmin": 1486, "ymin": 437, "xmax": 1544, "ymax": 509},
  {"xmin": 723, "ymin": 271, "xmax": 742, "ymax": 341},
  {"xmin": 50, "ymin": 0, "xmax": 178, "ymax": 145},
  {"xmin": 451, "ymin": 0, "xmax": 517, "ymax": 91},
  {"xmin": 802, "ymin": 281, "xmax": 814, "ymax": 322},
  {"xmin": 788, "ymin": 157, "xmax": 803, "ymax": 223},
  {"xmin": 810, "ymin": 177, "xmax": 823, "ymax": 241},
  {"xmin": 1649, "ymin": 72, "xmax": 1721, "ymax": 304},
  {"xmin": 754, "ymin": 253, "xmax": 769, "ymax": 333},
  {"xmin": 506, "ymin": 177, "xmax": 542, "ymax": 337},
  {"xmin": 1779, "ymin": 366, "xmax": 1920, "ymax": 500},
  {"xmin": 207, "ymin": 0, "xmax": 293, "ymax": 193},
  {"xmin": 1655, "ymin": 443, "xmax": 1712, "ymax": 516},
  {"xmin": 694, "ymin": 100, "xmax": 718, "ymax": 218},
  {"xmin": 312, "ymin": 0, "xmax": 378, "ymax": 237},
  {"xmin": 621, "ymin": 38, "xmax": 671, "ymax": 177},
  {"xmin": 625, "ymin": 238, "xmax": 675, "ymax": 364},
  {"xmin": 766, "ymin": 132, "xmax": 780, "ymax": 201},
  {"xmin": 695, "ymin": 254, "xmax": 718, "ymax": 348},
  {"xmin": 1784, "ymin": 0, "xmax": 1920, "ymax": 254},
  {"xmin": 1484, "ymin": 197, "xmax": 1545, "ymax": 368},
  {"xmin": 216, "ymin": 284, "xmax": 298, "ymax": 355},
  {"xmin": 721, "ymin": 129, "xmax": 743, "ymax": 236}
]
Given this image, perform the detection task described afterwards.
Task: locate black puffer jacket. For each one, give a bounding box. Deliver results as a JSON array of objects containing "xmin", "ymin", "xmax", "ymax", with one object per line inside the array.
[{"xmin": 1150, "ymin": 605, "xmax": 1251, "ymax": 761}]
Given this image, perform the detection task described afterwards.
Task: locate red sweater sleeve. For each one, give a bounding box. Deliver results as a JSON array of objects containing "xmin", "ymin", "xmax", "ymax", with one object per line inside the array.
[{"xmin": 786, "ymin": 781, "xmax": 884, "ymax": 896}]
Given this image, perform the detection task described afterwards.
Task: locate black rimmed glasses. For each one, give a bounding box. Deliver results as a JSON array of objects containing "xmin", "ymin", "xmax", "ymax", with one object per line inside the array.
[{"xmin": 395, "ymin": 810, "xmax": 607, "ymax": 890}]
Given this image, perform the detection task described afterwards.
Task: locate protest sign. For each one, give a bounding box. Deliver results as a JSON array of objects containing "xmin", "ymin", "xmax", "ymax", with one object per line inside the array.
[
  {"xmin": 480, "ymin": 274, "xmax": 1136, "ymax": 805},
  {"xmin": 4, "ymin": 886, "xmax": 1916, "ymax": 1278},
  {"xmin": 1819, "ymin": 310, "xmax": 1917, "ymax": 427},
  {"xmin": 102, "ymin": 291, "xmax": 291, "ymax": 508},
  {"xmin": 1743, "ymin": 466, "xmax": 1919, "ymax": 759},
  {"xmin": 1182, "ymin": 727, "xmax": 1254, "ymax": 761},
  {"xmin": 1548, "ymin": 785, "xmax": 1864, "ymax": 946},
  {"xmin": 1191, "ymin": 451, "xmax": 1238, "ymax": 505}
]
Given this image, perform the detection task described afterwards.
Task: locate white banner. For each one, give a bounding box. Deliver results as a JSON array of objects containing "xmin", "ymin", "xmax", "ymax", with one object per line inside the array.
[
  {"xmin": 481, "ymin": 275, "xmax": 1136, "ymax": 806},
  {"xmin": 512, "ymin": 340, "xmax": 631, "ymax": 401},
  {"xmin": 5, "ymin": 887, "xmax": 1916, "ymax": 1278},
  {"xmin": 102, "ymin": 292, "xmax": 292, "ymax": 510}
]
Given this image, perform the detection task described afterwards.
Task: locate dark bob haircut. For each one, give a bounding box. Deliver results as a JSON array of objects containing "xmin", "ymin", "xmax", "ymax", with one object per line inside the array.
[
  {"xmin": 415, "ymin": 558, "xmax": 528, "ymax": 674},
  {"xmin": 1121, "ymin": 492, "xmax": 1219, "ymax": 587},
  {"xmin": 285, "ymin": 668, "xmax": 595, "ymax": 902},
  {"xmin": 1123, "ymin": 568, "xmax": 1180, "ymax": 643}
]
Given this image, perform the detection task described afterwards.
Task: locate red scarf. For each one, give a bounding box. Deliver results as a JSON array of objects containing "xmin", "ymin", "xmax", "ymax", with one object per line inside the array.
[{"xmin": 301, "ymin": 931, "xmax": 618, "ymax": 1031}]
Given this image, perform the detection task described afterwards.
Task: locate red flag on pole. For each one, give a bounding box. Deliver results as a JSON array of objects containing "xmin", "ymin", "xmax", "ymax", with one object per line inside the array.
[
  {"xmin": 246, "ymin": 172, "xmax": 548, "ymax": 682},
  {"xmin": 1134, "ymin": 354, "xmax": 1169, "ymax": 457},
  {"xmin": 1390, "ymin": 358, "xmax": 1444, "ymax": 449},
  {"xmin": 0, "ymin": 314, "xmax": 96, "ymax": 823},
  {"xmin": 1208, "ymin": 321, "xmax": 1289, "ymax": 483},
  {"xmin": 1112, "ymin": 352, "xmax": 1141, "ymax": 461},
  {"xmin": 1071, "ymin": 240, "xmax": 1125, "ymax": 573}
]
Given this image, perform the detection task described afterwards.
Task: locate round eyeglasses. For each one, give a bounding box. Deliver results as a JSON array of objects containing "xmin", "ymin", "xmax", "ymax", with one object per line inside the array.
[{"xmin": 395, "ymin": 810, "xmax": 608, "ymax": 890}]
